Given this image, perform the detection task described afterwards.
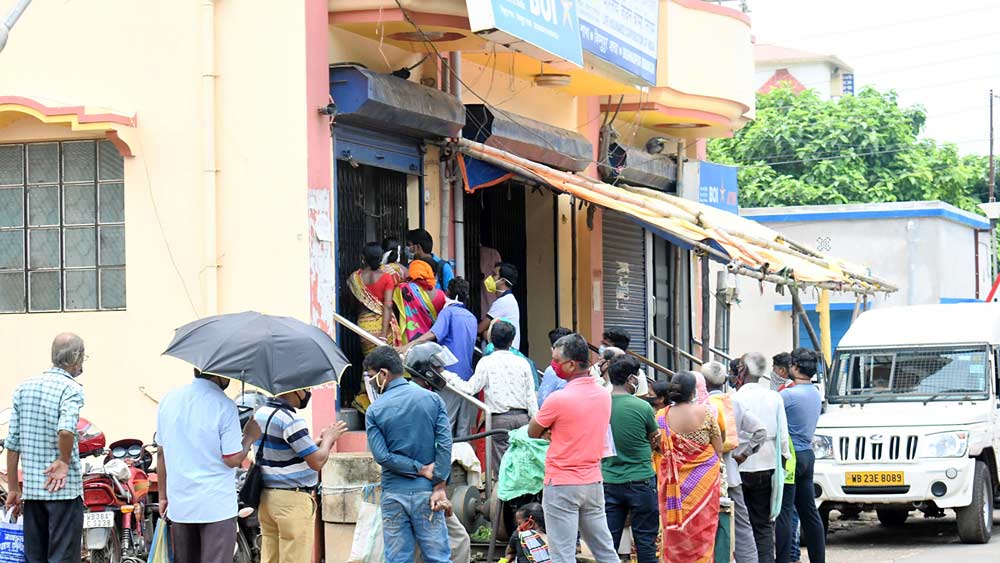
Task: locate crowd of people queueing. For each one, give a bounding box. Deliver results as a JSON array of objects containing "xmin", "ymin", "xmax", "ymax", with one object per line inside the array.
[{"xmin": 360, "ymin": 308, "xmax": 827, "ymax": 563}]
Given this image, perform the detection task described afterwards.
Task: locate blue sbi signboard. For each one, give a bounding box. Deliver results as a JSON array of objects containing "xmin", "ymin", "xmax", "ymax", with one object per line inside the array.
[
  {"xmin": 470, "ymin": 0, "xmax": 584, "ymax": 67},
  {"xmin": 699, "ymin": 161, "xmax": 739, "ymax": 214}
]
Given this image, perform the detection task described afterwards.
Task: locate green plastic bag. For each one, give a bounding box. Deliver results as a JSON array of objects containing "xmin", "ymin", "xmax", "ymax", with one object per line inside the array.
[
  {"xmin": 146, "ymin": 519, "xmax": 172, "ymax": 563},
  {"xmin": 497, "ymin": 427, "xmax": 549, "ymax": 501}
]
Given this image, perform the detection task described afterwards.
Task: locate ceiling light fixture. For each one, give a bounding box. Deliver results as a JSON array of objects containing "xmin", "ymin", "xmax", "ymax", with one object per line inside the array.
[{"xmin": 533, "ymin": 73, "xmax": 571, "ymax": 87}]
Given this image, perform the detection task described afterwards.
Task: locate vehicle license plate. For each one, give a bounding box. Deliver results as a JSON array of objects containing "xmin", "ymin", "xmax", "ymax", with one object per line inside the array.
[
  {"xmin": 83, "ymin": 511, "xmax": 115, "ymax": 529},
  {"xmin": 844, "ymin": 471, "xmax": 905, "ymax": 486}
]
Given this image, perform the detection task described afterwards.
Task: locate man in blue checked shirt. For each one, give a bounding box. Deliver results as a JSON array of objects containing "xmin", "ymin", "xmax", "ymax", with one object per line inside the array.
[
  {"xmin": 364, "ymin": 346, "xmax": 452, "ymax": 563},
  {"xmin": 5, "ymin": 333, "xmax": 87, "ymax": 563}
]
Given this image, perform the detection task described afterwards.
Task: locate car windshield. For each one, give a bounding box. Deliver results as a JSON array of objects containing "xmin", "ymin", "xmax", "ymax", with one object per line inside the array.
[{"xmin": 829, "ymin": 347, "xmax": 990, "ymax": 403}]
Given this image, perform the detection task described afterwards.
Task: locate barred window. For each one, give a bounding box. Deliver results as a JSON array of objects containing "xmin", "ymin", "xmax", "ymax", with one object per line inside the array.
[{"xmin": 0, "ymin": 140, "xmax": 125, "ymax": 313}]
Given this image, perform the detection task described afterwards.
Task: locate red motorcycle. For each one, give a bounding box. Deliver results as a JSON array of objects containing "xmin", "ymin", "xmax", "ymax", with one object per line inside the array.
[{"xmin": 81, "ymin": 423, "xmax": 156, "ymax": 563}]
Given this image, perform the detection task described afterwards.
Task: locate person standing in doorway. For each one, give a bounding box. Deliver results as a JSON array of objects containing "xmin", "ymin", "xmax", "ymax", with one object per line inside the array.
[
  {"xmin": 400, "ymin": 278, "xmax": 479, "ymax": 436},
  {"xmin": 734, "ymin": 352, "xmax": 791, "ymax": 563},
  {"xmin": 776, "ymin": 348, "xmax": 826, "ymax": 563},
  {"xmin": 480, "ymin": 262, "xmax": 522, "ymax": 351},
  {"xmin": 703, "ymin": 361, "xmax": 767, "ymax": 563},
  {"xmin": 348, "ymin": 242, "xmax": 400, "ymax": 352},
  {"xmin": 5, "ymin": 333, "xmax": 87, "ymax": 563},
  {"xmin": 255, "ymin": 390, "xmax": 348, "ymax": 563},
  {"xmin": 601, "ymin": 355, "xmax": 660, "ymax": 563},
  {"xmin": 527, "ymin": 333, "xmax": 618, "ymax": 563},
  {"xmin": 406, "ymin": 229, "xmax": 454, "ymax": 292},
  {"xmin": 537, "ymin": 327, "xmax": 573, "ymax": 407},
  {"xmin": 157, "ymin": 370, "xmax": 262, "ymax": 563},
  {"xmin": 364, "ymin": 346, "xmax": 452, "ymax": 563}
]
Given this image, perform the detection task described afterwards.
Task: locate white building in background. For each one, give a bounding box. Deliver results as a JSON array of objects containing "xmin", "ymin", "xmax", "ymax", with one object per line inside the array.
[
  {"xmin": 754, "ymin": 43, "xmax": 855, "ymax": 100},
  {"xmin": 730, "ymin": 201, "xmax": 991, "ymax": 360}
]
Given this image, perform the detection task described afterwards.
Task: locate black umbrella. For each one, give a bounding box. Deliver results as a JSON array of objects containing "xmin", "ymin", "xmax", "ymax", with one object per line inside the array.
[{"xmin": 163, "ymin": 311, "xmax": 350, "ymax": 395}]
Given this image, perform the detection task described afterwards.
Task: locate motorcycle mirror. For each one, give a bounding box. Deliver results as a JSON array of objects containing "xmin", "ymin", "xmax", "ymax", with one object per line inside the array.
[{"xmin": 0, "ymin": 408, "xmax": 11, "ymax": 426}]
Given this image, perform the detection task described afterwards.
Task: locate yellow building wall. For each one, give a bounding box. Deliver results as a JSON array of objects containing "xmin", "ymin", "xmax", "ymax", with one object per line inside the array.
[{"xmin": 0, "ymin": 1, "xmax": 314, "ymax": 441}]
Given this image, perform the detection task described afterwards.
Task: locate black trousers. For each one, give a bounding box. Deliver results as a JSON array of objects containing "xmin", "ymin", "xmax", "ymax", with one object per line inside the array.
[
  {"xmin": 776, "ymin": 450, "xmax": 826, "ymax": 563},
  {"xmin": 740, "ymin": 470, "xmax": 776, "ymax": 563},
  {"xmin": 603, "ymin": 478, "xmax": 660, "ymax": 563},
  {"xmin": 23, "ymin": 497, "xmax": 83, "ymax": 563}
]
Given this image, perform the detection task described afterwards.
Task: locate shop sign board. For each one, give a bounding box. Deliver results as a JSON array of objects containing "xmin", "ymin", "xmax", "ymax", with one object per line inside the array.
[
  {"xmin": 467, "ymin": 0, "xmax": 584, "ymax": 67},
  {"xmin": 577, "ymin": 0, "xmax": 658, "ymax": 84},
  {"xmin": 697, "ymin": 161, "xmax": 739, "ymax": 214}
]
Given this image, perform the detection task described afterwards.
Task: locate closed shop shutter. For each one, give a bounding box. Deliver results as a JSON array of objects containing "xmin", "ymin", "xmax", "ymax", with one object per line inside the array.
[{"xmin": 603, "ymin": 211, "xmax": 648, "ymax": 357}]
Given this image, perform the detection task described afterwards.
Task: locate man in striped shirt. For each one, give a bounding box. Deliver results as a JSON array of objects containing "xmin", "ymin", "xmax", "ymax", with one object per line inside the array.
[{"xmin": 254, "ymin": 390, "xmax": 347, "ymax": 563}]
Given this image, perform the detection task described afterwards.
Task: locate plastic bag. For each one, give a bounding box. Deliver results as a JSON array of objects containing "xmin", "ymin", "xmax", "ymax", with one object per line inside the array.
[
  {"xmin": 146, "ymin": 519, "xmax": 172, "ymax": 563},
  {"xmin": 348, "ymin": 501, "xmax": 384, "ymax": 563},
  {"xmin": 497, "ymin": 427, "xmax": 549, "ymax": 501},
  {"xmin": 0, "ymin": 509, "xmax": 25, "ymax": 563}
]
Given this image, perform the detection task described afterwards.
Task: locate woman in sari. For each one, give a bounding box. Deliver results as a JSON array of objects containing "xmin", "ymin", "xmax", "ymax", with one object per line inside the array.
[
  {"xmin": 348, "ymin": 242, "xmax": 400, "ymax": 354},
  {"xmin": 657, "ymin": 371, "xmax": 724, "ymax": 563},
  {"xmin": 380, "ymin": 236, "xmax": 408, "ymax": 284},
  {"xmin": 393, "ymin": 258, "xmax": 446, "ymax": 345}
]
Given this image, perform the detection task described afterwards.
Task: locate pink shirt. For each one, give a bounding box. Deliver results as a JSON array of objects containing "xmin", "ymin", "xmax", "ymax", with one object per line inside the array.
[{"xmin": 534, "ymin": 375, "xmax": 612, "ymax": 485}]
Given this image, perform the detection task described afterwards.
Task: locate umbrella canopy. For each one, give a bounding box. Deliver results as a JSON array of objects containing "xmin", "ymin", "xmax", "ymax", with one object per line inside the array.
[{"xmin": 163, "ymin": 311, "xmax": 350, "ymax": 395}]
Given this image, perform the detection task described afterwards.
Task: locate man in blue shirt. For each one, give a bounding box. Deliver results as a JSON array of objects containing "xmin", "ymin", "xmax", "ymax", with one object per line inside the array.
[
  {"xmin": 537, "ymin": 327, "xmax": 572, "ymax": 406},
  {"xmin": 400, "ymin": 278, "xmax": 478, "ymax": 436},
  {"xmin": 157, "ymin": 370, "xmax": 261, "ymax": 563},
  {"xmin": 364, "ymin": 346, "xmax": 452, "ymax": 563},
  {"xmin": 406, "ymin": 229, "xmax": 455, "ymax": 292},
  {"xmin": 6, "ymin": 333, "xmax": 87, "ymax": 563},
  {"xmin": 776, "ymin": 348, "xmax": 825, "ymax": 563}
]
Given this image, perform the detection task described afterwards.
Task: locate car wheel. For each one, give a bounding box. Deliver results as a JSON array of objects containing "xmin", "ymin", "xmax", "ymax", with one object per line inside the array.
[{"xmin": 956, "ymin": 461, "xmax": 994, "ymax": 544}]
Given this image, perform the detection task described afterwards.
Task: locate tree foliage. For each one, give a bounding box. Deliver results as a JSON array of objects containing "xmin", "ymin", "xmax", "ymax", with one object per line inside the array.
[{"xmin": 708, "ymin": 85, "xmax": 989, "ymax": 211}]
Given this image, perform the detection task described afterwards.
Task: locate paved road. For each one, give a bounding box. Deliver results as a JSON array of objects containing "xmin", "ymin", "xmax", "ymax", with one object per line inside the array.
[{"xmin": 818, "ymin": 510, "xmax": 1000, "ymax": 562}]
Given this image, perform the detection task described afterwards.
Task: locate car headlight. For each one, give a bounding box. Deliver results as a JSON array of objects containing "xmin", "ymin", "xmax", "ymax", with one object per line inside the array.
[
  {"xmin": 813, "ymin": 435, "xmax": 834, "ymax": 460},
  {"xmin": 919, "ymin": 431, "xmax": 969, "ymax": 458}
]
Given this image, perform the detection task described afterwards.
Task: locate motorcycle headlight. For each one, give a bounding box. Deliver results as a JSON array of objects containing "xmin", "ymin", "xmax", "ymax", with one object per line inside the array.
[
  {"xmin": 812, "ymin": 435, "xmax": 834, "ymax": 460},
  {"xmin": 919, "ymin": 431, "xmax": 969, "ymax": 458}
]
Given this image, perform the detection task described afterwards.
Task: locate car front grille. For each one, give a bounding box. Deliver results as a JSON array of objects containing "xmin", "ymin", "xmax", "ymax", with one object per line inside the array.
[{"xmin": 837, "ymin": 435, "xmax": 918, "ymax": 462}]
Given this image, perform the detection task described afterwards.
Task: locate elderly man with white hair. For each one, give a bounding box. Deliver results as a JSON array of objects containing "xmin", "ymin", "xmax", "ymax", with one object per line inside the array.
[
  {"xmin": 6, "ymin": 333, "xmax": 87, "ymax": 563},
  {"xmin": 733, "ymin": 352, "xmax": 792, "ymax": 563},
  {"xmin": 702, "ymin": 361, "xmax": 766, "ymax": 563}
]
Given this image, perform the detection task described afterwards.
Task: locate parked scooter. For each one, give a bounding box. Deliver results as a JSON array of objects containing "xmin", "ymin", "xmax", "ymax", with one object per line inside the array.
[
  {"xmin": 81, "ymin": 422, "xmax": 156, "ymax": 563},
  {"xmin": 233, "ymin": 391, "xmax": 267, "ymax": 563}
]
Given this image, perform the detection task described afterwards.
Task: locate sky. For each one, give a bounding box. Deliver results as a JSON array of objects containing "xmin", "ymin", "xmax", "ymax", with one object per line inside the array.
[{"xmin": 746, "ymin": 0, "xmax": 999, "ymax": 156}]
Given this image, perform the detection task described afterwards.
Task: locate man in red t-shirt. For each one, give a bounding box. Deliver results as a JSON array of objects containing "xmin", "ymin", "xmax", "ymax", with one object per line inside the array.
[{"xmin": 528, "ymin": 334, "xmax": 619, "ymax": 563}]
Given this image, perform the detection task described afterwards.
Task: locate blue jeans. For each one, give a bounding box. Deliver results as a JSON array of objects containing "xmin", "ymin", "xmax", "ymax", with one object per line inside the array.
[
  {"xmin": 603, "ymin": 478, "xmax": 659, "ymax": 563},
  {"xmin": 381, "ymin": 491, "xmax": 451, "ymax": 563},
  {"xmin": 775, "ymin": 450, "xmax": 825, "ymax": 563}
]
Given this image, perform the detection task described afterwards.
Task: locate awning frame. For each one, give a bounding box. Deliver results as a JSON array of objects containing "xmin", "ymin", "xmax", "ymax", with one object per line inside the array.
[{"xmin": 455, "ymin": 138, "xmax": 898, "ymax": 296}]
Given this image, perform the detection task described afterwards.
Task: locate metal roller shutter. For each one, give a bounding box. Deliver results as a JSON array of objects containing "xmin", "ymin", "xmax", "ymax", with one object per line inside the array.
[{"xmin": 603, "ymin": 211, "xmax": 648, "ymax": 357}]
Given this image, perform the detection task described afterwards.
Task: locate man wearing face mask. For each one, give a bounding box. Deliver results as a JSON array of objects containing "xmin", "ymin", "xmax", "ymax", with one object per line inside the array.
[
  {"xmin": 480, "ymin": 262, "xmax": 521, "ymax": 351},
  {"xmin": 601, "ymin": 355, "xmax": 660, "ymax": 563},
  {"xmin": 254, "ymin": 389, "xmax": 348, "ymax": 563},
  {"xmin": 157, "ymin": 369, "xmax": 262, "ymax": 563}
]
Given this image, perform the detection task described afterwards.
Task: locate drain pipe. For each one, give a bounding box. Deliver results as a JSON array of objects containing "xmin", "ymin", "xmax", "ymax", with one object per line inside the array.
[
  {"xmin": 450, "ymin": 51, "xmax": 465, "ymax": 277},
  {"xmin": 906, "ymin": 220, "xmax": 918, "ymax": 305},
  {"xmin": 0, "ymin": 0, "xmax": 31, "ymax": 53},
  {"xmin": 201, "ymin": 0, "xmax": 219, "ymax": 315},
  {"xmin": 439, "ymin": 56, "xmax": 451, "ymax": 263}
]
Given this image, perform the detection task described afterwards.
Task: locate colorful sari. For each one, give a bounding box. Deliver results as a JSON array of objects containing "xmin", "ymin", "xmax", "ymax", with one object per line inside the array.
[
  {"xmin": 380, "ymin": 262, "xmax": 407, "ymax": 285},
  {"xmin": 657, "ymin": 405, "xmax": 722, "ymax": 563},
  {"xmin": 347, "ymin": 270, "xmax": 399, "ymax": 353},
  {"xmin": 393, "ymin": 260, "xmax": 441, "ymax": 345}
]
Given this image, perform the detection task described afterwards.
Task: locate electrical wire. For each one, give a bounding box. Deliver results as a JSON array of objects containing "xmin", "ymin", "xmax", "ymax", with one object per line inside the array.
[
  {"xmin": 134, "ymin": 128, "xmax": 200, "ymax": 317},
  {"xmin": 738, "ymin": 136, "xmax": 989, "ymax": 169}
]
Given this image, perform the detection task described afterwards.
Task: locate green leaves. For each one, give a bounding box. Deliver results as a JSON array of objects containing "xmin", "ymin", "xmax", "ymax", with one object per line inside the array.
[{"xmin": 708, "ymin": 85, "xmax": 988, "ymax": 212}]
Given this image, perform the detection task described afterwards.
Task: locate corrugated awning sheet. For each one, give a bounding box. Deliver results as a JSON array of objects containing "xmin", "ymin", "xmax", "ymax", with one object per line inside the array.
[{"xmin": 458, "ymin": 139, "xmax": 896, "ymax": 295}]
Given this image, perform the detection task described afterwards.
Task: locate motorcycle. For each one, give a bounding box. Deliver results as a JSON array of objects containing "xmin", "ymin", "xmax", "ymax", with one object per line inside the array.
[
  {"xmin": 81, "ymin": 422, "xmax": 156, "ymax": 563},
  {"xmin": 233, "ymin": 392, "xmax": 267, "ymax": 563}
]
